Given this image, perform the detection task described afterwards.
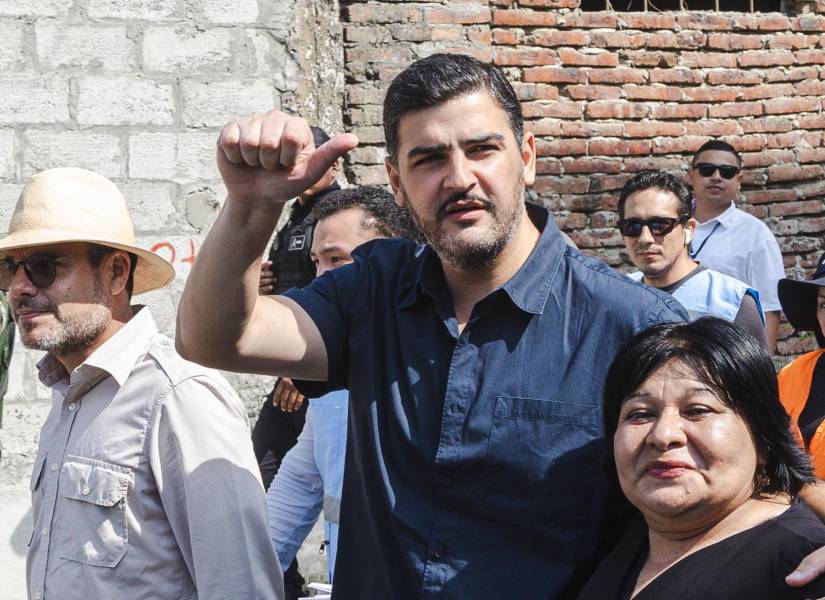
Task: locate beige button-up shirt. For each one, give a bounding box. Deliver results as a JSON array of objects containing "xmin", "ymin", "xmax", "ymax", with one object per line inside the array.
[{"xmin": 26, "ymin": 307, "xmax": 283, "ymax": 600}]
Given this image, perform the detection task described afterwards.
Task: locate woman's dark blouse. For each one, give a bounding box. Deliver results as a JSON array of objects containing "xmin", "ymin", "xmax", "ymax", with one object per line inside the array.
[{"xmin": 576, "ymin": 501, "xmax": 825, "ymax": 600}]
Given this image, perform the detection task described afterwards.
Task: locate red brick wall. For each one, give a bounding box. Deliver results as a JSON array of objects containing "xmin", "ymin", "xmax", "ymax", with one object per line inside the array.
[{"xmin": 342, "ymin": 1, "xmax": 825, "ymax": 358}]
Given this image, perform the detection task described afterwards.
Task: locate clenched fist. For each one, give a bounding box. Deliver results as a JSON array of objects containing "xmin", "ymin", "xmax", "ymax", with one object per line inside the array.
[{"xmin": 217, "ymin": 110, "xmax": 359, "ymax": 208}]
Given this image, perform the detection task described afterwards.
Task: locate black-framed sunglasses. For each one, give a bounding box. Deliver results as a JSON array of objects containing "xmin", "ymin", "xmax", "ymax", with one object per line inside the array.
[
  {"xmin": 0, "ymin": 252, "xmax": 85, "ymax": 290},
  {"xmin": 617, "ymin": 216, "xmax": 688, "ymax": 238},
  {"xmin": 694, "ymin": 162, "xmax": 740, "ymax": 180}
]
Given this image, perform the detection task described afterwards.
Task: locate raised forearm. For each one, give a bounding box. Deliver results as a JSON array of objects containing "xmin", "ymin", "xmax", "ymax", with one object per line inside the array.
[{"xmin": 176, "ymin": 199, "xmax": 283, "ymax": 367}]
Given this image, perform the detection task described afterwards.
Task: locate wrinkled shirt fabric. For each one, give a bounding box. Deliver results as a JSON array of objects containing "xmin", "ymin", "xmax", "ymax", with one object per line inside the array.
[
  {"xmin": 286, "ymin": 207, "xmax": 687, "ymax": 599},
  {"xmin": 26, "ymin": 306, "xmax": 283, "ymax": 600}
]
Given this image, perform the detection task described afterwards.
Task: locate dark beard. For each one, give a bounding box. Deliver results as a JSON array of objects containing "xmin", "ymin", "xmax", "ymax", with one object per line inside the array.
[{"xmin": 402, "ymin": 183, "xmax": 525, "ymax": 272}]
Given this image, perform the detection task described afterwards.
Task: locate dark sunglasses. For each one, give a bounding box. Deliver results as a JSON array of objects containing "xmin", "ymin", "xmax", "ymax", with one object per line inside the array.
[
  {"xmin": 617, "ymin": 216, "xmax": 687, "ymax": 238},
  {"xmin": 0, "ymin": 252, "xmax": 84, "ymax": 290},
  {"xmin": 694, "ymin": 162, "xmax": 740, "ymax": 180}
]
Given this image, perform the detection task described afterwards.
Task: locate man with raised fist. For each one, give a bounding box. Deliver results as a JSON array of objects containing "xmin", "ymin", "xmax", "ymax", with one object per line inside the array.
[{"xmin": 176, "ymin": 54, "xmax": 688, "ymax": 598}]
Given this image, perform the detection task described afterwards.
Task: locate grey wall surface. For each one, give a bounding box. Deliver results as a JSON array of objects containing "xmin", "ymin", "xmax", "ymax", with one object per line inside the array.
[{"xmin": 0, "ymin": 1, "xmax": 344, "ymax": 596}]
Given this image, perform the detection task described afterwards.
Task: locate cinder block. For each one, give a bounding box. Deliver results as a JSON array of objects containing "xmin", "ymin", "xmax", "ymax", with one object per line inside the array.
[
  {"xmin": 246, "ymin": 30, "xmax": 300, "ymax": 90},
  {"xmin": 143, "ymin": 27, "xmax": 234, "ymax": 73},
  {"xmin": 87, "ymin": 0, "xmax": 177, "ymax": 20},
  {"xmin": 0, "ymin": 77, "xmax": 69, "ymax": 125},
  {"xmin": 76, "ymin": 76, "xmax": 175, "ymax": 126},
  {"xmin": 181, "ymin": 79, "xmax": 278, "ymax": 127},
  {"xmin": 0, "ymin": 184, "xmax": 24, "ymax": 232},
  {"xmin": 0, "ymin": 0, "xmax": 71, "ymax": 17},
  {"xmin": 201, "ymin": 0, "xmax": 260, "ymax": 23},
  {"xmin": 23, "ymin": 130, "xmax": 121, "ymax": 178},
  {"xmin": 175, "ymin": 132, "xmax": 221, "ymax": 180},
  {"xmin": 128, "ymin": 132, "xmax": 177, "ymax": 180},
  {"xmin": 129, "ymin": 131, "xmax": 220, "ymax": 181},
  {"xmin": 0, "ymin": 22, "xmax": 26, "ymax": 71},
  {"xmin": 35, "ymin": 23, "xmax": 135, "ymax": 71},
  {"xmin": 121, "ymin": 181, "xmax": 178, "ymax": 232},
  {"xmin": 0, "ymin": 129, "xmax": 15, "ymax": 179}
]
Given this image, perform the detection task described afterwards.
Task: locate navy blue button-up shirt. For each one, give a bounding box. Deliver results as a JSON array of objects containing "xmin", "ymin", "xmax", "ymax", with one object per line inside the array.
[{"xmin": 286, "ymin": 207, "xmax": 687, "ymax": 599}]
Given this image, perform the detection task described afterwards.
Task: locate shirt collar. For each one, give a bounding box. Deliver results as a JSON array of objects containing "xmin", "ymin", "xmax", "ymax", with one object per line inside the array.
[
  {"xmin": 699, "ymin": 202, "xmax": 737, "ymax": 228},
  {"xmin": 37, "ymin": 305, "xmax": 158, "ymax": 388},
  {"xmin": 399, "ymin": 204, "xmax": 565, "ymax": 316}
]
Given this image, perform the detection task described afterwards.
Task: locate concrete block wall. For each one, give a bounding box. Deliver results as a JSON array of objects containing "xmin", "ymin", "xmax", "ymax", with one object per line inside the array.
[
  {"xmin": 0, "ymin": 1, "xmax": 343, "ymax": 594},
  {"xmin": 341, "ymin": 0, "xmax": 825, "ymax": 358}
]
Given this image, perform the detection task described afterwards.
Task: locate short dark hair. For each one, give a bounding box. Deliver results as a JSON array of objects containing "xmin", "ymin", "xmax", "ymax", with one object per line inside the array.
[
  {"xmin": 87, "ymin": 243, "xmax": 138, "ymax": 298},
  {"xmin": 617, "ymin": 170, "xmax": 693, "ymax": 221},
  {"xmin": 310, "ymin": 126, "xmax": 330, "ymax": 149},
  {"xmin": 383, "ymin": 53, "xmax": 523, "ymax": 166},
  {"xmin": 313, "ymin": 186, "xmax": 420, "ymax": 240},
  {"xmin": 692, "ymin": 139, "xmax": 742, "ymax": 167},
  {"xmin": 603, "ymin": 317, "xmax": 814, "ymax": 499}
]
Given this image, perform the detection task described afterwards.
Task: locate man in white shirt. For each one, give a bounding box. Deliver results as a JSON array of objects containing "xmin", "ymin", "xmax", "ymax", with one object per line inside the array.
[
  {"xmin": 618, "ymin": 170, "xmax": 768, "ymax": 350},
  {"xmin": 2, "ymin": 168, "xmax": 282, "ymax": 600},
  {"xmin": 687, "ymin": 139, "xmax": 786, "ymax": 351}
]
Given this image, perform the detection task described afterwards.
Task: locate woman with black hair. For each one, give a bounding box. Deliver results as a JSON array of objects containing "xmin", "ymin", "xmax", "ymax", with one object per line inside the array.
[
  {"xmin": 577, "ymin": 317, "xmax": 825, "ymax": 600},
  {"xmin": 778, "ymin": 253, "xmax": 825, "ymax": 479}
]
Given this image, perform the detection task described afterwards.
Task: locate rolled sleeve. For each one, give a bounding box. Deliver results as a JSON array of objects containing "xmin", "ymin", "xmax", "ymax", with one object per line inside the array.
[
  {"xmin": 285, "ymin": 261, "xmax": 364, "ymax": 397},
  {"xmin": 149, "ymin": 374, "xmax": 284, "ymax": 600}
]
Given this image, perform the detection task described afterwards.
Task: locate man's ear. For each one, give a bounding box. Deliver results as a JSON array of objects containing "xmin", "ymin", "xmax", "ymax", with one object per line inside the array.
[
  {"xmin": 108, "ymin": 251, "xmax": 132, "ymax": 297},
  {"xmin": 684, "ymin": 218, "xmax": 697, "ymax": 246},
  {"xmin": 385, "ymin": 157, "xmax": 405, "ymax": 208},
  {"xmin": 521, "ymin": 130, "xmax": 536, "ymax": 187}
]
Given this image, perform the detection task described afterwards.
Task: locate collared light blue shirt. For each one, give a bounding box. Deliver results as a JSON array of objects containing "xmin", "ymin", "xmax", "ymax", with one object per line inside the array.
[
  {"xmin": 286, "ymin": 207, "xmax": 687, "ymax": 599},
  {"xmin": 267, "ymin": 389, "xmax": 348, "ymax": 582}
]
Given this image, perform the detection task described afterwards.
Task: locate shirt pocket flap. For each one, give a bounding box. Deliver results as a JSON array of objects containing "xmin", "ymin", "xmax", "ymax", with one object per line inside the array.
[
  {"xmin": 61, "ymin": 459, "xmax": 130, "ymax": 507},
  {"xmin": 494, "ymin": 395, "xmax": 599, "ymax": 427}
]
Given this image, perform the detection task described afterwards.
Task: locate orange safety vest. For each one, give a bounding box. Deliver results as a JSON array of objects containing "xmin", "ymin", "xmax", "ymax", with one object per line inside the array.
[{"xmin": 778, "ymin": 348, "xmax": 825, "ymax": 479}]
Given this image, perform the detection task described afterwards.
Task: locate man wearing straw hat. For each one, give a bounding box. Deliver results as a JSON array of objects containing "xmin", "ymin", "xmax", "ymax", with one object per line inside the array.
[{"xmin": 1, "ymin": 167, "xmax": 283, "ymax": 600}]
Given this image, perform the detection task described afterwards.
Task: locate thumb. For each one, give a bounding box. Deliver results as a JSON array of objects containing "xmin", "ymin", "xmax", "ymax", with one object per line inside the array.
[
  {"xmin": 786, "ymin": 553, "xmax": 822, "ymax": 587},
  {"xmin": 303, "ymin": 133, "xmax": 359, "ymax": 183}
]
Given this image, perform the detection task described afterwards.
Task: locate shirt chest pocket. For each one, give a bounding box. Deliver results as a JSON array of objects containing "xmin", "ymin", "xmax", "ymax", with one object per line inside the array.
[
  {"xmin": 484, "ymin": 396, "xmax": 603, "ymax": 524},
  {"xmin": 56, "ymin": 457, "xmax": 131, "ymax": 567}
]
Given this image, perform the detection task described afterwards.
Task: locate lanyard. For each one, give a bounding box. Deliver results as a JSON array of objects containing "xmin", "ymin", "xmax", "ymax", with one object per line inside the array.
[{"xmin": 689, "ymin": 222, "xmax": 721, "ymax": 259}]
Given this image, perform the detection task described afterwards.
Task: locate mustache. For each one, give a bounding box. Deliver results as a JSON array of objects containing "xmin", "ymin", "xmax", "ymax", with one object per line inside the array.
[
  {"xmin": 13, "ymin": 297, "xmax": 55, "ymax": 314},
  {"xmin": 436, "ymin": 192, "xmax": 494, "ymax": 221}
]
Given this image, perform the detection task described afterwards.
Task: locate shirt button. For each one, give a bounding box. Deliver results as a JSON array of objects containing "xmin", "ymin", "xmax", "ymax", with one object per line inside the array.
[
  {"xmin": 437, "ymin": 475, "xmax": 452, "ymax": 487},
  {"xmin": 67, "ymin": 403, "xmax": 77, "ymax": 411},
  {"xmin": 50, "ymin": 463, "xmax": 58, "ymax": 472},
  {"xmin": 41, "ymin": 527, "xmax": 49, "ymax": 536},
  {"xmin": 82, "ymin": 485, "xmax": 91, "ymax": 496},
  {"xmin": 429, "ymin": 544, "xmax": 445, "ymax": 561},
  {"xmin": 34, "ymin": 593, "xmax": 42, "ymax": 600}
]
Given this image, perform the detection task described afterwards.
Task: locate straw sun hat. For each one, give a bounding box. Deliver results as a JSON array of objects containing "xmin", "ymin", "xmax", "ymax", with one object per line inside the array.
[{"xmin": 0, "ymin": 167, "xmax": 175, "ymax": 295}]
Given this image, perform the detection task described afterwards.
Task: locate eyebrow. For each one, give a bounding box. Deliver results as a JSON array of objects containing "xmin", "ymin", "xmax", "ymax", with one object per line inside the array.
[
  {"xmin": 406, "ymin": 133, "xmax": 506, "ymax": 161},
  {"xmin": 624, "ymin": 385, "xmax": 715, "ymax": 401},
  {"xmin": 313, "ymin": 244, "xmax": 349, "ymax": 255}
]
